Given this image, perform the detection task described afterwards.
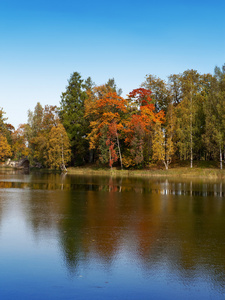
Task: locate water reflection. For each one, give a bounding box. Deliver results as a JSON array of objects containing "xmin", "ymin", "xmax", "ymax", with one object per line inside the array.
[
  {"xmin": 0, "ymin": 172, "xmax": 225, "ymax": 298},
  {"xmin": 0, "ymin": 172, "xmax": 224, "ymax": 197}
]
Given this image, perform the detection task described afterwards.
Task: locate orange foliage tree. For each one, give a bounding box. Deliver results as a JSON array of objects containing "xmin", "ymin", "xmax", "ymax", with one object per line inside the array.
[
  {"xmin": 124, "ymin": 88, "xmax": 165, "ymax": 167},
  {"xmin": 85, "ymin": 86, "xmax": 127, "ymax": 168}
]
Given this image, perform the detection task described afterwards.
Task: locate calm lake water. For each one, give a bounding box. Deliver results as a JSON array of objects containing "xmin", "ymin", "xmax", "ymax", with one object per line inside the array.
[{"xmin": 0, "ymin": 170, "xmax": 225, "ymax": 300}]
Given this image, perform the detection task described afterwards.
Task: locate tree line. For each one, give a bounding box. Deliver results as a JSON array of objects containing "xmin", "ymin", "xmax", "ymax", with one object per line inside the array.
[{"xmin": 0, "ymin": 64, "xmax": 225, "ymax": 170}]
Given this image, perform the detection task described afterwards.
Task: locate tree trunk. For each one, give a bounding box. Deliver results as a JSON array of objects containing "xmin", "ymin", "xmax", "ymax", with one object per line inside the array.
[
  {"xmin": 163, "ymin": 161, "xmax": 168, "ymax": 170},
  {"xmin": 220, "ymin": 146, "xmax": 223, "ymax": 170},
  {"xmin": 115, "ymin": 126, "xmax": 123, "ymax": 169},
  {"xmin": 109, "ymin": 148, "xmax": 112, "ymax": 170},
  {"xmin": 89, "ymin": 149, "xmax": 94, "ymax": 163},
  {"xmin": 61, "ymin": 134, "xmax": 67, "ymax": 172},
  {"xmin": 224, "ymin": 146, "xmax": 225, "ymax": 163},
  {"xmin": 190, "ymin": 92, "xmax": 193, "ymax": 168}
]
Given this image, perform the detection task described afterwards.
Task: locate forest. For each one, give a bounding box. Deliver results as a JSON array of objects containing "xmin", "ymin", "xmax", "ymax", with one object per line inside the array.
[{"xmin": 0, "ymin": 64, "xmax": 225, "ymax": 170}]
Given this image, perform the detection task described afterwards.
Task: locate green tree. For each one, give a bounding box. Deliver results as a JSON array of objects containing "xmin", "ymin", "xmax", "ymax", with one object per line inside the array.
[
  {"xmin": 152, "ymin": 123, "xmax": 174, "ymax": 170},
  {"xmin": 152, "ymin": 102, "xmax": 175, "ymax": 169},
  {"xmin": 59, "ymin": 72, "xmax": 90, "ymax": 165},
  {"xmin": 11, "ymin": 124, "xmax": 30, "ymax": 160},
  {"xmin": 106, "ymin": 78, "xmax": 122, "ymax": 96},
  {"xmin": 142, "ymin": 74, "xmax": 170, "ymax": 112},
  {"xmin": 168, "ymin": 74, "xmax": 182, "ymax": 106},
  {"xmin": 26, "ymin": 103, "xmax": 62, "ymax": 167},
  {"xmin": 202, "ymin": 66, "xmax": 225, "ymax": 168},
  {"xmin": 26, "ymin": 102, "xmax": 44, "ymax": 162},
  {"xmin": 174, "ymin": 70, "xmax": 203, "ymax": 167}
]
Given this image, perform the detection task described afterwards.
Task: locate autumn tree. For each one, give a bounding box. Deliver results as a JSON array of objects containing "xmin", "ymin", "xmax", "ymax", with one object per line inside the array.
[
  {"xmin": 47, "ymin": 123, "xmax": 71, "ymax": 169},
  {"xmin": 11, "ymin": 124, "xmax": 29, "ymax": 160},
  {"xmin": 0, "ymin": 108, "xmax": 15, "ymax": 148},
  {"xmin": 0, "ymin": 134, "xmax": 12, "ymax": 161},
  {"xmin": 98, "ymin": 123, "xmax": 121, "ymax": 169},
  {"xmin": 152, "ymin": 121, "xmax": 174, "ymax": 170},
  {"xmin": 26, "ymin": 103, "xmax": 68, "ymax": 168},
  {"xmin": 85, "ymin": 86, "xmax": 127, "ymax": 168},
  {"xmin": 33, "ymin": 105, "xmax": 60, "ymax": 163},
  {"xmin": 126, "ymin": 119, "xmax": 145, "ymax": 166},
  {"xmin": 124, "ymin": 88, "xmax": 165, "ymax": 167}
]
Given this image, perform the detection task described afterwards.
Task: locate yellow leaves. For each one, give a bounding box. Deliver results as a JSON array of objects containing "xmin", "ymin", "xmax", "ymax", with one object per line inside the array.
[
  {"xmin": 152, "ymin": 122, "xmax": 165, "ymax": 162},
  {"xmin": 11, "ymin": 124, "xmax": 29, "ymax": 159},
  {"xmin": 30, "ymin": 121, "xmax": 71, "ymax": 169},
  {"xmin": 122, "ymin": 152, "xmax": 135, "ymax": 168},
  {"xmin": 0, "ymin": 134, "xmax": 12, "ymax": 161},
  {"xmin": 166, "ymin": 136, "xmax": 174, "ymax": 159},
  {"xmin": 87, "ymin": 131, "xmax": 98, "ymax": 150},
  {"xmin": 33, "ymin": 134, "xmax": 48, "ymax": 162},
  {"xmin": 152, "ymin": 122, "xmax": 174, "ymax": 168},
  {"xmin": 47, "ymin": 123, "xmax": 71, "ymax": 169},
  {"xmin": 101, "ymin": 112, "xmax": 120, "ymax": 125}
]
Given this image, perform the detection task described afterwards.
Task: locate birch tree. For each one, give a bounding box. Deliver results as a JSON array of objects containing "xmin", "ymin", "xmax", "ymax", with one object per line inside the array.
[
  {"xmin": 152, "ymin": 119, "xmax": 174, "ymax": 170},
  {"xmin": 47, "ymin": 124, "xmax": 71, "ymax": 169},
  {"xmin": 175, "ymin": 70, "xmax": 202, "ymax": 167},
  {"xmin": 203, "ymin": 66, "xmax": 225, "ymax": 168}
]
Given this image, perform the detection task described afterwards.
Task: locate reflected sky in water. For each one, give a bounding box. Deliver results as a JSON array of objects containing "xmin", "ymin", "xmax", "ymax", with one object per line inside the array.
[{"xmin": 0, "ymin": 170, "xmax": 225, "ymax": 299}]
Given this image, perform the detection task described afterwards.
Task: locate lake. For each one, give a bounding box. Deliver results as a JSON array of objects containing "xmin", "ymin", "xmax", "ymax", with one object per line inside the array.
[{"xmin": 0, "ymin": 170, "xmax": 225, "ymax": 299}]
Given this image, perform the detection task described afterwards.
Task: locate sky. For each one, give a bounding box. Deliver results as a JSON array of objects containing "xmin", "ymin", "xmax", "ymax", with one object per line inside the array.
[{"xmin": 0, "ymin": 0, "xmax": 225, "ymax": 128}]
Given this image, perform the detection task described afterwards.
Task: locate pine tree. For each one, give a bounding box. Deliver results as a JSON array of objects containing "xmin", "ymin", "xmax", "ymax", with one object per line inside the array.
[{"xmin": 59, "ymin": 72, "xmax": 90, "ymax": 165}]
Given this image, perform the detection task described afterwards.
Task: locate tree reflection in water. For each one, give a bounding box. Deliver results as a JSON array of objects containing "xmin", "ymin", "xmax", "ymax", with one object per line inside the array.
[{"xmin": 0, "ymin": 172, "xmax": 225, "ymax": 295}]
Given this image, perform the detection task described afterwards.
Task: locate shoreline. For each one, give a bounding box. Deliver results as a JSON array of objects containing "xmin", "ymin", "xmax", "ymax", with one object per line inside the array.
[
  {"xmin": 1, "ymin": 164, "xmax": 225, "ymax": 179},
  {"xmin": 66, "ymin": 166, "xmax": 225, "ymax": 179}
]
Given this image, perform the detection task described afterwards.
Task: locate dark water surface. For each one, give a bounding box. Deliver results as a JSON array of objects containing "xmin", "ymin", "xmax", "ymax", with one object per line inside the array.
[{"xmin": 0, "ymin": 170, "xmax": 225, "ymax": 299}]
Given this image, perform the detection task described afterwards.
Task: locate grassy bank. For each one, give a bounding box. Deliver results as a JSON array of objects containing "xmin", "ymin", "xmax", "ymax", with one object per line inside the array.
[
  {"xmin": 67, "ymin": 161, "xmax": 225, "ymax": 179},
  {"xmin": 1, "ymin": 161, "xmax": 225, "ymax": 179}
]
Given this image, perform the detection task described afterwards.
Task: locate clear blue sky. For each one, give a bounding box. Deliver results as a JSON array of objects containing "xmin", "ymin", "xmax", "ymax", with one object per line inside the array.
[{"xmin": 0, "ymin": 0, "xmax": 225, "ymax": 128}]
